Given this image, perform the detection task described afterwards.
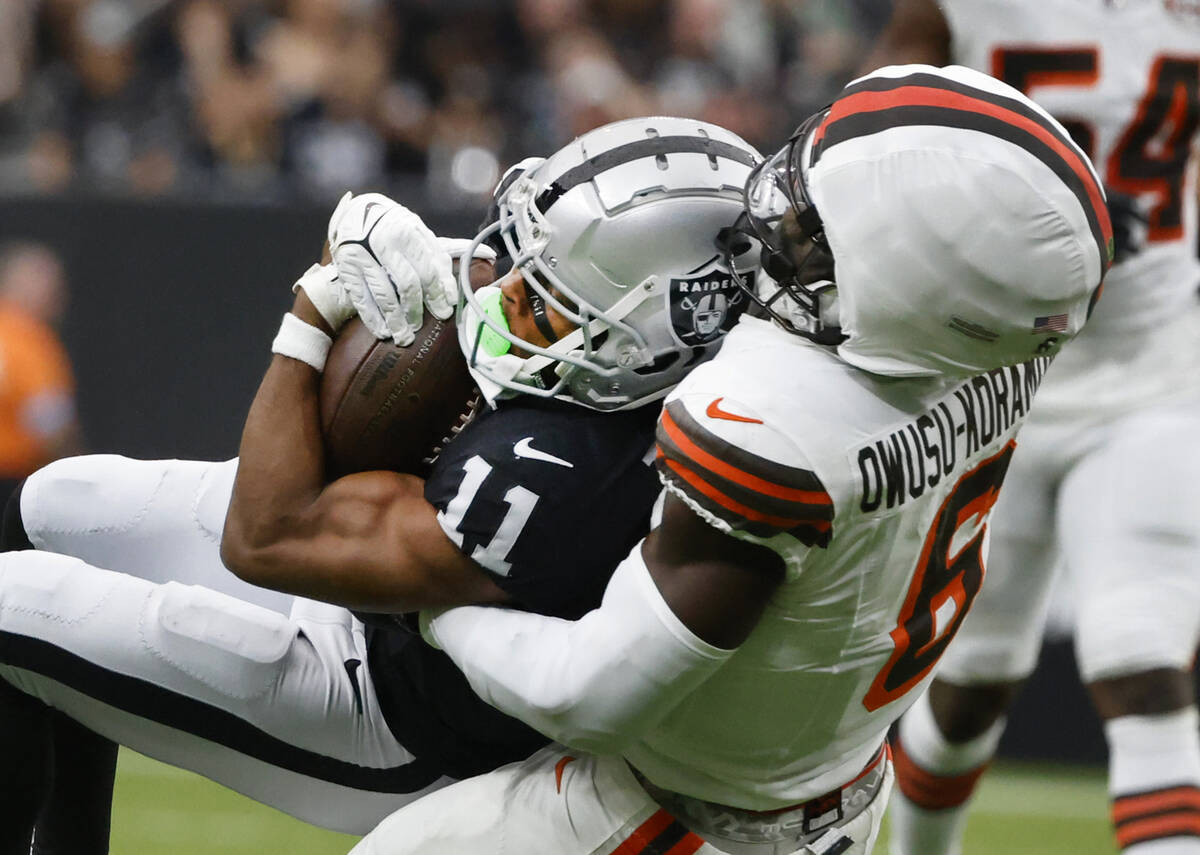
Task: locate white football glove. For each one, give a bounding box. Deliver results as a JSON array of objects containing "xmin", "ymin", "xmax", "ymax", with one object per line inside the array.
[
  {"xmin": 327, "ymin": 191, "xmax": 456, "ymax": 346},
  {"xmin": 292, "ymin": 262, "xmax": 355, "ymax": 332}
]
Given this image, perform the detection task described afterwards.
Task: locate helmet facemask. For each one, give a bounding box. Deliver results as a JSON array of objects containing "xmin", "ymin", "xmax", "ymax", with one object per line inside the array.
[
  {"xmin": 719, "ymin": 109, "xmax": 846, "ymax": 347},
  {"xmin": 458, "ymin": 194, "xmax": 660, "ymax": 406}
]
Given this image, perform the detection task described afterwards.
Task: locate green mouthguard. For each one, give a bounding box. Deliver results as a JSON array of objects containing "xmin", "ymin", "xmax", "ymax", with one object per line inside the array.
[{"xmin": 477, "ymin": 288, "xmax": 512, "ymax": 357}]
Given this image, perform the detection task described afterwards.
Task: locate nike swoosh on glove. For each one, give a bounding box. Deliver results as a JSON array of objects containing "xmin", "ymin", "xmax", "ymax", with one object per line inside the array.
[{"xmin": 327, "ymin": 191, "xmax": 456, "ymax": 346}]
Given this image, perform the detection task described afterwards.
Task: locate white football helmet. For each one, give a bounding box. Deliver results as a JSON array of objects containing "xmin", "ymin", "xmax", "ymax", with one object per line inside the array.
[
  {"xmin": 458, "ymin": 117, "xmax": 762, "ymax": 410},
  {"xmin": 728, "ymin": 64, "xmax": 1113, "ymax": 376}
]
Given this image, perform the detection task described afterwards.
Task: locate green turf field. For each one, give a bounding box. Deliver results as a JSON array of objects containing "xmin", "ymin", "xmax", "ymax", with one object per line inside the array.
[{"xmin": 110, "ymin": 749, "xmax": 1117, "ymax": 854}]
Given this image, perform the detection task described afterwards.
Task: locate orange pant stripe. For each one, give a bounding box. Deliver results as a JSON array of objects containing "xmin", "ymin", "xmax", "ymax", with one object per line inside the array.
[
  {"xmin": 891, "ymin": 737, "xmax": 987, "ymax": 810},
  {"xmin": 611, "ymin": 810, "xmax": 677, "ymax": 855},
  {"xmin": 1113, "ymin": 786, "xmax": 1200, "ymax": 824},
  {"xmin": 1115, "ymin": 812, "xmax": 1200, "ymax": 848}
]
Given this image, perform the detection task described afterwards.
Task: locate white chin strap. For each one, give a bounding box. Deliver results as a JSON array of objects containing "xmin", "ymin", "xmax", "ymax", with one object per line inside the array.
[
  {"xmin": 816, "ymin": 283, "xmax": 840, "ymax": 328},
  {"xmin": 467, "ymin": 359, "xmax": 526, "ymax": 408}
]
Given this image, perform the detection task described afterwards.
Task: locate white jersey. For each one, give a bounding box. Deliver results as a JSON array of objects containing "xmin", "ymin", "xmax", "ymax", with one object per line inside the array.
[
  {"xmin": 942, "ymin": 0, "xmax": 1200, "ymax": 419},
  {"xmin": 636, "ymin": 317, "xmax": 1051, "ymax": 807}
]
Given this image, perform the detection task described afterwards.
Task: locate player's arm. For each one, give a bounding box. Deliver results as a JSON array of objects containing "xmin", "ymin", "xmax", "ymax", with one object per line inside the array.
[
  {"xmin": 422, "ymin": 395, "xmax": 818, "ymax": 752},
  {"xmin": 222, "ymin": 286, "xmax": 508, "ymax": 613},
  {"xmin": 422, "ymin": 495, "xmax": 784, "ymax": 753},
  {"xmin": 642, "ymin": 496, "xmax": 786, "ymax": 648},
  {"xmin": 859, "ymin": 0, "xmax": 951, "ymax": 73}
]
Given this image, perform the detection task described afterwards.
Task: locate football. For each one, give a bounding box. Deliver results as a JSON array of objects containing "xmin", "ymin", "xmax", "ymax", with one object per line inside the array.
[
  {"xmin": 318, "ymin": 257, "xmax": 497, "ymax": 478},
  {"xmin": 319, "ymin": 257, "xmax": 496, "ymax": 478}
]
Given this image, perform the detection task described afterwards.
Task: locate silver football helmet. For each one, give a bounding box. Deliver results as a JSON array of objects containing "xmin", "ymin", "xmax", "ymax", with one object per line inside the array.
[{"xmin": 458, "ymin": 117, "xmax": 762, "ymax": 411}]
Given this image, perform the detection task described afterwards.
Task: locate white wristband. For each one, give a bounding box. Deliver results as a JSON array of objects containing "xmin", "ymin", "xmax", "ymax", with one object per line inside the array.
[{"xmin": 271, "ymin": 313, "xmax": 333, "ymax": 372}]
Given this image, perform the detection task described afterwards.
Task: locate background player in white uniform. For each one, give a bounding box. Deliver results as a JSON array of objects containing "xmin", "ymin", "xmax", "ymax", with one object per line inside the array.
[
  {"xmin": 0, "ymin": 118, "xmax": 760, "ymax": 853},
  {"xmin": 866, "ymin": 3, "xmax": 1200, "ymax": 854},
  {"xmin": 347, "ymin": 63, "xmax": 1110, "ymax": 855}
]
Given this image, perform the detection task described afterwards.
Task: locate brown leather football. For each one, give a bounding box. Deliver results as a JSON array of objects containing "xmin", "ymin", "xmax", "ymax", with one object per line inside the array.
[
  {"xmin": 318, "ymin": 257, "xmax": 494, "ymax": 478},
  {"xmin": 319, "ymin": 314, "xmax": 480, "ymax": 479}
]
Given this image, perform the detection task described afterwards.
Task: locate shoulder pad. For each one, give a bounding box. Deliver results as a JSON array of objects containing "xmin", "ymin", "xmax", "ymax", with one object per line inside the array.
[{"xmin": 655, "ymin": 396, "xmax": 833, "ymax": 546}]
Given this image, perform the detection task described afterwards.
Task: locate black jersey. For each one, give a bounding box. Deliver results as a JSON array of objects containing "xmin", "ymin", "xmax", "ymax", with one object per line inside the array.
[
  {"xmin": 426, "ymin": 396, "xmax": 662, "ymax": 616},
  {"xmin": 366, "ymin": 396, "xmax": 661, "ymax": 778}
]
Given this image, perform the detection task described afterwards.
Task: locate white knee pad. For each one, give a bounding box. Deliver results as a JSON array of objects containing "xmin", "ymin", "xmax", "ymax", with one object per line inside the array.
[
  {"xmin": 1074, "ymin": 581, "xmax": 1200, "ymax": 681},
  {"xmin": 0, "ymin": 550, "xmax": 119, "ymax": 627},
  {"xmin": 24, "ymin": 455, "xmax": 175, "ymax": 545},
  {"xmin": 142, "ymin": 581, "xmax": 298, "ymax": 701},
  {"xmin": 20, "ymin": 456, "xmax": 291, "ymax": 613},
  {"xmin": 1059, "ymin": 407, "xmax": 1200, "ymax": 682},
  {"xmin": 21, "ymin": 455, "xmax": 237, "ymax": 557}
]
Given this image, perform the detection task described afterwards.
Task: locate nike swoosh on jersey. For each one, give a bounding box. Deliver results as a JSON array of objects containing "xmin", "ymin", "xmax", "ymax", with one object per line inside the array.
[
  {"xmin": 554, "ymin": 755, "xmax": 576, "ymax": 793},
  {"xmin": 344, "ymin": 658, "xmax": 365, "ymax": 716},
  {"xmin": 705, "ymin": 397, "xmax": 763, "ymax": 424},
  {"xmin": 513, "ymin": 437, "xmax": 574, "ymax": 468}
]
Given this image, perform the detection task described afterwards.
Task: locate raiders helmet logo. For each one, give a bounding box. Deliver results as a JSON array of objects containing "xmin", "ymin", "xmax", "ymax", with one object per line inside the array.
[{"xmin": 668, "ymin": 261, "xmax": 751, "ymax": 346}]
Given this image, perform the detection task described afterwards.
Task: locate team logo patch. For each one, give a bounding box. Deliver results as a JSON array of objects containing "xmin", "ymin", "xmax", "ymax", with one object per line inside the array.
[{"xmin": 668, "ymin": 261, "xmax": 750, "ymax": 346}]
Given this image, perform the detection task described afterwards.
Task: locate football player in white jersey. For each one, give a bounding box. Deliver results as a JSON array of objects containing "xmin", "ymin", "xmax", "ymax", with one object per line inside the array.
[
  {"xmin": 344, "ymin": 63, "xmax": 1111, "ymax": 855},
  {"xmin": 867, "ymin": 3, "xmax": 1200, "ymax": 855},
  {"xmin": 0, "ymin": 118, "xmax": 762, "ymax": 853}
]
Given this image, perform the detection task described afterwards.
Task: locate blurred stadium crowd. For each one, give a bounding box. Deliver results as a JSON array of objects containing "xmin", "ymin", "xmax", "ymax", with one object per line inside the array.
[{"xmin": 0, "ymin": 0, "xmax": 888, "ymax": 207}]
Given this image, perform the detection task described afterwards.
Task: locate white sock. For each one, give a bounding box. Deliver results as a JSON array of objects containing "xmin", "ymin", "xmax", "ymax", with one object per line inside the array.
[
  {"xmin": 1107, "ymin": 707, "xmax": 1200, "ymax": 854},
  {"xmin": 888, "ymin": 690, "xmax": 1005, "ymax": 855}
]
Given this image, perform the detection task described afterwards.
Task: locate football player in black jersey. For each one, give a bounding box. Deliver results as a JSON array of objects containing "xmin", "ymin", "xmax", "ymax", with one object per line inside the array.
[{"xmin": 0, "ymin": 117, "xmax": 761, "ymax": 853}]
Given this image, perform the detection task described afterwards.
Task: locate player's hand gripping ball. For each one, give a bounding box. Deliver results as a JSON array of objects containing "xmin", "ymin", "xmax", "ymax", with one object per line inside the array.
[{"xmin": 327, "ymin": 192, "xmax": 457, "ymax": 346}]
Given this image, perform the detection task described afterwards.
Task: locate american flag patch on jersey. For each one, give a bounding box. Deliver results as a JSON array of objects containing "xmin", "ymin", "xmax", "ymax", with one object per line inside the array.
[{"xmin": 1032, "ymin": 314, "xmax": 1068, "ymax": 333}]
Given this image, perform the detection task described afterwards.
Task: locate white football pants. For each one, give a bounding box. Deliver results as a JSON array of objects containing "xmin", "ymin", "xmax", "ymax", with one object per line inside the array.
[{"xmin": 0, "ymin": 455, "xmax": 452, "ymax": 834}]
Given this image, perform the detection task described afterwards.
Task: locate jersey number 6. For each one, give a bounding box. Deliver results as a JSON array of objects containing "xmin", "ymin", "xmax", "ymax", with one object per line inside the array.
[{"xmin": 862, "ymin": 442, "xmax": 1016, "ymax": 711}]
